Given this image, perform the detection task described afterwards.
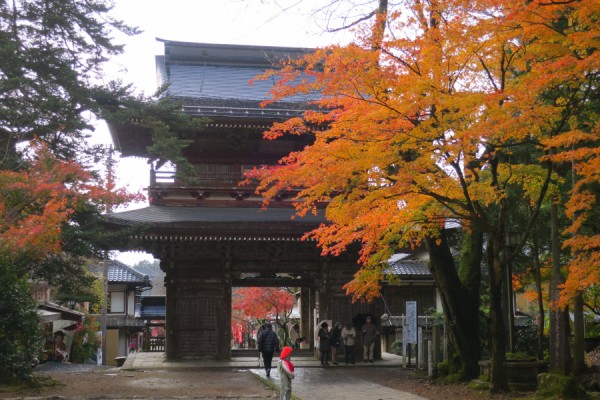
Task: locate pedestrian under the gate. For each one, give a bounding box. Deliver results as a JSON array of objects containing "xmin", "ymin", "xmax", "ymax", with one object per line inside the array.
[
  {"xmin": 258, "ymin": 322, "xmax": 279, "ymax": 377},
  {"xmin": 329, "ymin": 322, "xmax": 343, "ymax": 365},
  {"xmin": 318, "ymin": 321, "xmax": 331, "ymax": 366},
  {"xmin": 289, "ymin": 323, "xmax": 301, "ymax": 349},
  {"xmin": 277, "ymin": 346, "xmax": 295, "ymax": 400},
  {"xmin": 341, "ymin": 322, "xmax": 356, "ymax": 365},
  {"xmin": 361, "ymin": 316, "xmax": 379, "ymax": 363}
]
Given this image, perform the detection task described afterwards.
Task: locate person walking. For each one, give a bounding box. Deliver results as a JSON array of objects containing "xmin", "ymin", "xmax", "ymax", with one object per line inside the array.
[
  {"xmin": 318, "ymin": 321, "xmax": 331, "ymax": 366},
  {"xmin": 258, "ymin": 322, "xmax": 279, "ymax": 377},
  {"xmin": 289, "ymin": 323, "xmax": 301, "ymax": 349},
  {"xmin": 329, "ymin": 322, "xmax": 343, "ymax": 365},
  {"xmin": 341, "ymin": 322, "xmax": 356, "ymax": 365},
  {"xmin": 361, "ymin": 316, "xmax": 379, "ymax": 363},
  {"xmin": 277, "ymin": 346, "xmax": 295, "ymax": 400}
]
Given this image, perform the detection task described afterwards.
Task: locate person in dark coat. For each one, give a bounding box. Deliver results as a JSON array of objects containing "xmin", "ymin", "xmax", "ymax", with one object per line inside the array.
[
  {"xmin": 258, "ymin": 322, "xmax": 279, "ymax": 377},
  {"xmin": 361, "ymin": 316, "xmax": 379, "ymax": 362},
  {"xmin": 318, "ymin": 321, "xmax": 331, "ymax": 366},
  {"xmin": 329, "ymin": 322, "xmax": 343, "ymax": 365}
]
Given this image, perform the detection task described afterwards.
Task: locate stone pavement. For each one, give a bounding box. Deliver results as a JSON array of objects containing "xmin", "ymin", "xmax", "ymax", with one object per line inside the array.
[
  {"xmin": 123, "ymin": 352, "xmax": 429, "ymax": 400},
  {"xmin": 253, "ymin": 365, "xmax": 428, "ymax": 400}
]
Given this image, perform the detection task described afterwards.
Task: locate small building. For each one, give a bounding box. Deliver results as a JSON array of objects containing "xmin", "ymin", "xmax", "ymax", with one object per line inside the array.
[
  {"xmin": 140, "ymin": 295, "xmax": 166, "ymax": 352},
  {"xmin": 90, "ymin": 260, "xmax": 151, "ymax": 366},
  {"xmin": 32, "ymin": 281, "xmax": 85, "ymax": 362}
]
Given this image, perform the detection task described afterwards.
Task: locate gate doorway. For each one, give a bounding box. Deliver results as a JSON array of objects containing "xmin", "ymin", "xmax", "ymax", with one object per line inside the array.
[{"xmin": 230, "ymin": 278, "xmax": 317, "ymax": 358}]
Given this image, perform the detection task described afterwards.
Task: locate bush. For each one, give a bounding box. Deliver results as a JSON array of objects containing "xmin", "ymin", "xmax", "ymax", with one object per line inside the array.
[
  {"xmin": 536, "ymin": 373, "xmax": 587, "ymax": 399},
  {"xmin": 0, "ymin": 268, "xmax": 43, "ymax": 384},
  {"xmin": 69, "ymin": 315, "xmax": 100, "ymax": 363},
  {"xmin": 514, "ymin": 324, "xmax": 545, "ymax": 357}
]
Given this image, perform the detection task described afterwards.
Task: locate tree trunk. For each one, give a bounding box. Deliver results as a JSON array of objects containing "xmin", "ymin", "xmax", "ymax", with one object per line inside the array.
[
  {"xmin": 458, "ymin": 230, "xmax": 483, "ymax": 321},
  {"xmin": 570, "ymin": 160, "xmax": 585, "ymax": 375},
  {"xmin": 488, "ymin": 234, "xmax": 508, "ymax": 393},
  {"xmin": 532, "ymin": 241, "xmax": 545, "ymax": 360},
  {"xmin": 425, "ymin": 231, "xmax": 480, "ymax": 379},
  {"xmin": 549, "ymin": 200, "xmax": 570, "ymax": 374},
  {"xmin": 572, "ymin": 293, "xmax": 585, "ymax": 374}
]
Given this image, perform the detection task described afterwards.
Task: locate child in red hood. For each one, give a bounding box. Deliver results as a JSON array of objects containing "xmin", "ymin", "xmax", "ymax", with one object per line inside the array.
[{"xmin": 277, "ymin": 346, "xmax": 295, "ymax": 400}]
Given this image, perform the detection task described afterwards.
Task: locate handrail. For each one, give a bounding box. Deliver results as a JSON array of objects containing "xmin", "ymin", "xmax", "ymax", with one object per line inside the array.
[{"xmin": 150, "ymin": 170, "xmax": 247, "ymax": 186}]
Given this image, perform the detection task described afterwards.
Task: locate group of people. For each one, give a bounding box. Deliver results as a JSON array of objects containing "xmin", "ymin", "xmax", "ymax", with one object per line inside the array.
[
  {"xmin": 317, "ymin": 316, "xmax": 379, "ymax": 365},
  {"xmin": 256, "ymin": 317, "xmax": 379, "ymax": 400}
]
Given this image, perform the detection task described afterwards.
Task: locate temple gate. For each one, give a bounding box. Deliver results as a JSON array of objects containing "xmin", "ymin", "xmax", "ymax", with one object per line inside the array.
[{"xmin": 105, "ymin": 40, "xmax": 436, "ymax": 359}]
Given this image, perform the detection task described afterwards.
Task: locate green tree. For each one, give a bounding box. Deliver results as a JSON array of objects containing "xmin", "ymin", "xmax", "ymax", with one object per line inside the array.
[
  {"xmin": 0, "ymin": 268, "xmax": 43, "ymax": 383},
  {"xmin": 0, "ymin": 0, "xmax": 195, "ymax": 382},
  {"xmin": 0, "ymin": 0, "xmax": 139, "ymax": 164}
]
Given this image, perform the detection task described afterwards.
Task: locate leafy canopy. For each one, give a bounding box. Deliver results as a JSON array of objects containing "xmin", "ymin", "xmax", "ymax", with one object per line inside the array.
[{"xmin": 250, "ymin": 0, "xmax": 599, "ymax": 304}]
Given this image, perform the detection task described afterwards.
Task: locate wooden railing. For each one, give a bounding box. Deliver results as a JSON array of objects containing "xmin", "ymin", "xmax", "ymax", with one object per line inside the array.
[
  {"xmin": 150, "ymin": 170, "xmax": 247, "ymax": 186},
  {"xmin": 146, "ymin": 337, "xmax": 165, "ymax": 352}
]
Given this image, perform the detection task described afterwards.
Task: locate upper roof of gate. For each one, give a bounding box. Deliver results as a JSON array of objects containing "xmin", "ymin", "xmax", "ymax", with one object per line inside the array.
[{"xmin": 155, "ymin": 39, "xmax": 318, "ymax": 118}]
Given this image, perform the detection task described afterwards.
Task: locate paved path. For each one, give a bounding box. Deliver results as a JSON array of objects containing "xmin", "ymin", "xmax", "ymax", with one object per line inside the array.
[
  {"xmin": 122, "ymin": 350, "xmax": 410, "ymax": 370},
  {"xmin": 253, "ymin": 367, "xmax": 428, "ymax": 400},
  {"xmin": 120, "ymin": 351, "xmax": 428, "ymax": 400}
]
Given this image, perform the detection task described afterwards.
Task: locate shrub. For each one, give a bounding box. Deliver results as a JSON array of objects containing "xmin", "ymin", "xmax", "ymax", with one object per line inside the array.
[{"xmin": 0, "ymin": 268, "xmax": 43, "ymax": 384}]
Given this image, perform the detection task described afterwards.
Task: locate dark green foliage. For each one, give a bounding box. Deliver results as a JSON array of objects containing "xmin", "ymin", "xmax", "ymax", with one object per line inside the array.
[
  {"xmin": 96, "ymin": 82, "xmax": 208, "ymax": 181},
  {"xmin": 0, "ymin": 268, "xmax": 43, "ymax": 384},
  {"xmin": 0, "ymin": 0, "xmax": 140, "ymax": 165},
  {"xmin": 535, "ymin": 373, "xmax": 587, "ymax": 399},
  {"xmin": 515, "ymin": 325, "xmax": 547, "ymax": 358},
  {"xmin": 69, "ymin": 315, "xmax": 100, "ymax": 364}
]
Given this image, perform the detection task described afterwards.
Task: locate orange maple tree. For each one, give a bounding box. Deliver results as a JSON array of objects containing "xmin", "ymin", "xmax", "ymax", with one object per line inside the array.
[
  {"xmin": 232, "ymin": 287, "xmax": 295, "ymax": 345},
  {"xmin": 232, "ymin": 287, "xmax": 294, "ymax": 320},
  {"xmin": 249, "ymin": 0, "xmax": 598, "ymax": 391},
  {"xmin": 0, "ymin": 140, "xmax": 139, "ymax": 269}
]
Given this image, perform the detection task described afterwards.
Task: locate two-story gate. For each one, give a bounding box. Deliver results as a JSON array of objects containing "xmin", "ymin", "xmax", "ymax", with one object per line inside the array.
[{"xmin": 105, "ymin": 39, "xmax": 436, "ymax": 360}]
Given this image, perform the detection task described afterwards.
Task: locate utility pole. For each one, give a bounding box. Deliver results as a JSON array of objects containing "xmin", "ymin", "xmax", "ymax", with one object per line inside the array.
[
  {"xmin": 100, "ymin": 146, "xmax": 114, "ymax": 366},
  {"xmin": 100, "ymin": 258, "xmax": 108, "ymax": 365}
]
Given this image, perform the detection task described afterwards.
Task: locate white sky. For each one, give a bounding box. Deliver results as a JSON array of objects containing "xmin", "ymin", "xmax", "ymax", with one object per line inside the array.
[{"xmin": 99, "ymin": 0, "xmax": 351, "ymax": 265}]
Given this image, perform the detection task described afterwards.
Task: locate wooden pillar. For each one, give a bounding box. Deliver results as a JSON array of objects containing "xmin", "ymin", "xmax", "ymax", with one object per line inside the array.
[
  {"xmin": 162, "ymin": 258, "xmax": 177, "ymax": 359},
  {"xmin": 300, "ymin": 287, "xmax": 311, "ymax": 349},
  {"xmin": 319, "ymin": 261, "xmax": 329, "ymax": 320},
  {"xmin": 164, "ymin": 254, "xmax": 231, "ymax": 360}
]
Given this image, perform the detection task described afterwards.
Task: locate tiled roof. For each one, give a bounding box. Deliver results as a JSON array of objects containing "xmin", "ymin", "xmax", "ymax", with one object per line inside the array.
[
  {"xmin": 156, "ymin": 40, "xmax": 319, "ymax": 118},
  {"xmin": 164, "ymin": 63, "xmax": 316, "ymax": 103},
  {"xmin": 141, "ymin": 296, "xmax": 165, "ymax": 319},
  {"xmin": 386, "ymin": 260, "xmax": 432, "ymax": 277},
  {"xmin": 106, "ymin": 260, "xmax": 150, "ymax": 284},
  {"xmin": 105, "ymin": 205, "xmax": 325, "ymax": 225}
]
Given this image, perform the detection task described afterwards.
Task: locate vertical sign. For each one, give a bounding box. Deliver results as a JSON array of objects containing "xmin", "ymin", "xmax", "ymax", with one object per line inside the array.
[{"xmin": 406, "ymin": 301, "xmax": 417, "ymax": 344}]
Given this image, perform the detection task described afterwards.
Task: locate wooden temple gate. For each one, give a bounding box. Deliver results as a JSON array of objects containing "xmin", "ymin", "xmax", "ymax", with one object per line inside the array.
[
  {"xmin": 104, "ymin": 39, "xmax": 435, "ymax": 360},
  {"xmin": 132, "ymin": 235, "xmax": 377, "ymax": 360}
]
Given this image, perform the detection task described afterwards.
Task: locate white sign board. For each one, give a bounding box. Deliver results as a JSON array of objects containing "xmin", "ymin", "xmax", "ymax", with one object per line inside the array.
[{"xmin": 405, "ymin": 301, "xmax": 417, "ymax": 344}]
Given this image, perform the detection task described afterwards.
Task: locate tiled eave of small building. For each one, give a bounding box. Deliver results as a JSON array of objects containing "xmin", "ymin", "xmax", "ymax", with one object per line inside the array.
[
  {"xmin": 141, "ymin": 296, "xmax": 166, "ymax": 319},
  {"xmin": 383, "ymin": 260, "xmax": 434, "ymax": 284},
  {"xmin": 38, "ymin": 302, "xmax": 85, "ymax": 323},
  {"xmin": 88, "ymin": 260, "xmax": 151, "ymax": 287},
  {"xmin": 88, "ymin": 314, "xmax": 146, "ymax": 329}
]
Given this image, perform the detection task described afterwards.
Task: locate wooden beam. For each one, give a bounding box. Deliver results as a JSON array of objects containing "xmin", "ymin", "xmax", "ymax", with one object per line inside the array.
[{"xmin": 232, "ymin": 278, "xmax": 313, "ymax": 287}]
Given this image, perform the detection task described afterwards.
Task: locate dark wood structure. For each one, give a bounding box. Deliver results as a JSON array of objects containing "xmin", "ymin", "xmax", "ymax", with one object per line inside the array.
[{"xmin": 105, "ymin": 40, "xmax": 437, "ymax": 360}]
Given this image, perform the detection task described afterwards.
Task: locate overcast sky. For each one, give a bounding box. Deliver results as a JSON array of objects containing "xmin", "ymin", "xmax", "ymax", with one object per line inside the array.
[{"xmin": 101, "ymin": 0, "xmax": 351, "ymax": 265}]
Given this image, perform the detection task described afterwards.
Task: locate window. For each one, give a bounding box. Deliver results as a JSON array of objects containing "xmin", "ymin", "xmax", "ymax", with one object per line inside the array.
[{"xmin": 109, "ymin": 291, "xmax": 125, "ymax": 313}]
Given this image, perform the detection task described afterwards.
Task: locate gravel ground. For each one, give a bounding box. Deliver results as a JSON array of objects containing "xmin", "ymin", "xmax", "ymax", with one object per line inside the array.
[{"xmin": 0, "ymin": 362, "xmax": 536, "ymax": 400}]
